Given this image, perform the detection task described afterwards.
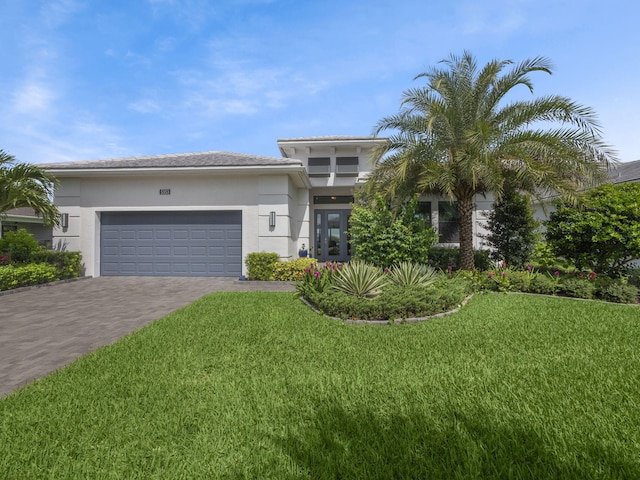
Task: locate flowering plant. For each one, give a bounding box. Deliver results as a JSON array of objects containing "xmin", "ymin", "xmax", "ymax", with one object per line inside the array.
[{"xmin": 296, "ymin": 261, "xmax": 343, "ymax": 296}]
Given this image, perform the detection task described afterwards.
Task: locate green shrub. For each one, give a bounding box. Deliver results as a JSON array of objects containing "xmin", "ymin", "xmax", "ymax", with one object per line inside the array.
[
  {"xmin": 527, "ymin": 273, "xmax": 559, "ymax": 295},
  {"xmin": 558, "ymin": 277, "xmax": 596, "ymax": 300},
  {"xmin": 30, "ymin": 250, "xmax": 83, "ymax": 279},
  {"xmin": 428, "ymin": 247, "xmax": 491, "ymax": 271},
  {"xmin": 333, "ymin": 261, "xmax": 388, "ymax": 299},
  {"xmin": 530, "ymin": 242, "xmax": 565, "ymax": 269},
  {"xmin": 272, "ymin": 258, "xmax": 317, "ymax": 281},
  {"xmin": 387, "ymin": 262, "xmax": 437, "ymax": 288},
  {"xmin": 244, "ymin": 252, "xmax": 280, "ymax": 280},
  {"xmin": 0, "ymin": 263, "xmax": 60, "ymax": 291},
  {"xmin": 597, "ymin": 281, "xmax": 639, "ymax": 304},
  {"xmin": 0, "ymin": 229, "xmax": 43, "ymax": 263},
  {"xmin": 478, "ymin": 270, "xmax": 512, "ymax": 292},
  {"xmin": 348, "ymin": 195, "xmax": 437, "ymax": 267},
  {"xmin": 546, "ymin": 182, "xmax": 640, "ymax": 274},
  {"xmin": 508, "ymin": 270, "xmax": 536, "ymax": 292}
]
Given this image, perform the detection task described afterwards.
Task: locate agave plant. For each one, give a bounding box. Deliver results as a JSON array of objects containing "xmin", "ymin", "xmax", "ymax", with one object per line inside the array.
[
  {"xmin": 387, "ymin": 262, "xmax": 438, "ymax": 288},
  {"xmin": 333, "ymin": 261, "xmax": 388, "ymax": 299}
]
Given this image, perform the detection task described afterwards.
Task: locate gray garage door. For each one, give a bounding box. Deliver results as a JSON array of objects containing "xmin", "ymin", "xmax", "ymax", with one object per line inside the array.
[{"xmin": 100, "ymin": 211, "xmax": 242, "ymax": 276}]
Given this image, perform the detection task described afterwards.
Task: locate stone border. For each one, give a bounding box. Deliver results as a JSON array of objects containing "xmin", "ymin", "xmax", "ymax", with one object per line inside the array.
[
  {"xmin": 0, "ymin": 276, "xmax": 93, "ymax": 297},
  {"xmin": 299, "ymin": 294, "xmax": 474, "ymax": 325}
]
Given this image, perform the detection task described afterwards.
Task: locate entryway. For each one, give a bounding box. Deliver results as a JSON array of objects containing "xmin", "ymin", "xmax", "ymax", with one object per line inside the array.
[{"xmin": 313, "ymin": 209, "xmax": 351, "ymax": 262}]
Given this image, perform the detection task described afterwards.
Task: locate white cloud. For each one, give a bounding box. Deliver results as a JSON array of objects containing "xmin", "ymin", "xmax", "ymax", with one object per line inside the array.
[{"xmin": 12, "ymin": 82, "xmax": 57, "ymax": 114}]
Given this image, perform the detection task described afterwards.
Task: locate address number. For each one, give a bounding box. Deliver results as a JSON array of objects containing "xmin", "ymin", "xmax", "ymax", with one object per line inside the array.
[{"xmin": 159, "ymin": 189, "xmax": 171, "ymax": 195}]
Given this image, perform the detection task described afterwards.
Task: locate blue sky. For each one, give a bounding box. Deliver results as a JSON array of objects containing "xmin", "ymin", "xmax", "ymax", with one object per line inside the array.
[{"xmin": 1, "ymin": 0, "xmax": 639, "ymax": 164}]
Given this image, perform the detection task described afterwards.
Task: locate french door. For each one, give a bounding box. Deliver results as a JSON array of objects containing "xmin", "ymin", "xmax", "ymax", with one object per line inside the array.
[{"xmin": 314, "ymin": 209, "xmax": 351, "ymax": 262}]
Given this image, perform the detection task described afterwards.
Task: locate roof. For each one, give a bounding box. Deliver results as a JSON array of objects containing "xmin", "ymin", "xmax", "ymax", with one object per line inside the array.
[
  {"xmin": 277, "ymin": 135, "xmax": 385, "ymax": 143},
  {"xmin": 609, "ymin": 159, "xmax": 640, "ymax": 184},
  {"xmin": 40, "ymin": 150, "xmax": 302, "ymax": 170}
]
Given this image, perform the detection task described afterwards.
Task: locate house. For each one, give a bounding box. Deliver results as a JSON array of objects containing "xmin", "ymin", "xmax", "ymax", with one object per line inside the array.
[
  {"xmin": 0, "ymin": 207, "xmax": 52, "ymax": 246},
  {"xmin": 41, "ymin": 136, "xmax": 493, "ymax": 277},
  {"xmin": 608, "ymin": 158, "xmax": 640, "ymax": 185}
]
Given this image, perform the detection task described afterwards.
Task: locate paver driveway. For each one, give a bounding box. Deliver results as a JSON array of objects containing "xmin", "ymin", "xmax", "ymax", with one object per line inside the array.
[{"xmin": 0, "ymin": 277, "xmax": 295, "ymax": 398}]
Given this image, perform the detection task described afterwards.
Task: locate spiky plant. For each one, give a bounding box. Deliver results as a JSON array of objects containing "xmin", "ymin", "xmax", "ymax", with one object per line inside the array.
[
  {"xmin": 387, "ymin": 262, "xmax": 438, "ymax": 288},
  {"xmin": 333, "ymin": 261, "xmax": 388, "ymax": 299}
]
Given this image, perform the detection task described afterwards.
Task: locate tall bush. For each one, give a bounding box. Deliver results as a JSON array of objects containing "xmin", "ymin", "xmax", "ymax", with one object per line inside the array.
[
  {"xmin": 484, "ymin": 188, "xmax": 540, "ymax": 268},
  {"xmin": 545, "ymin": 182, "xmax": 640, "ymax": 273},
  {"xmin": 348, "ymin": 195, "xmax": 437, "ymax": 268},
  {"xmin": 0, "ymin": 228, "xmax": 43, "ymax": 263}
]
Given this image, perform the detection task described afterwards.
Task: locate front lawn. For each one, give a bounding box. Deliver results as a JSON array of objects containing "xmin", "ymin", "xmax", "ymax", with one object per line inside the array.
[{"xmin": 1, "ymin": 292, "xmax": 639, "ymax": 478}]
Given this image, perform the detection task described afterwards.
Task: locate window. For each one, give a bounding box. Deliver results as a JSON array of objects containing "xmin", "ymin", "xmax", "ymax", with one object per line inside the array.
[
  {"xmin": 335, "ymin": 157, "xmax": 359, "ymax": 176},
  {"xmin": 415, "ymin": 201, "xmax": 432, "ymax": 225},
  {"xmin": 307, "ymin": 157, "xmax": 330, "ymax": 176},
  {"xmin": 1, "ymin": 224, "xmax": 18, "ymax": 236},
  {"xmin": 313, "ymin": 195, "xmax": 354, "ymax": 204},
  {"xmin": 438, "ymin": 201, "xmax": 460, "ymax": 243}
]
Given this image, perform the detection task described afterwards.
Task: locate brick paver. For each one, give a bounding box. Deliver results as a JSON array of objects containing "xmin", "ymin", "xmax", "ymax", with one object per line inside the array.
[{"xmin": 0, "ymin": 277, "xmax": 295, "ymax": 397}]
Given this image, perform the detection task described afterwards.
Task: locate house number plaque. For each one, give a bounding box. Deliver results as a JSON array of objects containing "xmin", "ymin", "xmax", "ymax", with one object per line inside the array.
[{"xmin": 159, "ymin": 189, "xmax": 171, "ymax": 195}]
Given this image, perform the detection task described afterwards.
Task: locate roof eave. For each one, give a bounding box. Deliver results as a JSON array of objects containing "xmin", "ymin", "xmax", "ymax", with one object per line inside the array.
[{"xmin": 44, "ymin": 164, "xmax": 312, "ymax": 188}]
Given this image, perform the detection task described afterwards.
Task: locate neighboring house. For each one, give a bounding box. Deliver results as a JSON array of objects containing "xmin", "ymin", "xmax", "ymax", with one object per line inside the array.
[
  {"xmin": 0, "ymin": 207, "xmax": 52, "ymax": 246},
  {"xmin": 41, "ymin": 136, "xmax": 493, "ymax": 278},
  {"xmin": 608, "ymin": 158, "xmax": 640, "ymax": 185},
  {"xmin": 533, "ymin": 158, "xmax": 640, "ymax": 221}
]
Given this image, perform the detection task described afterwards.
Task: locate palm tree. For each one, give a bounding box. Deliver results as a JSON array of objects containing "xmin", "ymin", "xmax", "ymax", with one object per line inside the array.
[
  {"xmin": 0, "ymin": 150, "xmax": 60, "ymax": 226},
  {"xmin": 369, "ymin": 51, "xmax": 616, "ymax": 270}
]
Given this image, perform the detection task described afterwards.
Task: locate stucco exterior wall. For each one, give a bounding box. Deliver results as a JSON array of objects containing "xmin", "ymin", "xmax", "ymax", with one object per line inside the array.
[{"xmin": 52, "ymin": 172, "xmax": 294, "ymax": 277}]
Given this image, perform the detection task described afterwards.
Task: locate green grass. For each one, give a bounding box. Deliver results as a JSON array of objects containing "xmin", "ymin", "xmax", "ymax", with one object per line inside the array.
[{"xmin": 1, "ymin": 292, "xmax": 639, "ymax": 479}]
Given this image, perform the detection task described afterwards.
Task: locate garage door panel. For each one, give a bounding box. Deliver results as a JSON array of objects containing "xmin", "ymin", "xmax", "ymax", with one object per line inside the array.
[
  {"xmin": 101, "ymin": 211, "xmax": 242, "ymax": 277},
  {"xmin": 138, "ymin": 263, "xmax": 154, "ymax": 274},
  {"xmin": 191, "ymin": 229, "xmax": 207, "ymax": 240},
  {"xmin": 137, "ymin": 246, "xmax": 153, "ymax": 256},
  {"xmin": 120, "ymin": 230, "xmax": 136, "ymax": 240},
  {"xmin": 173, "ymin": 246, "xmax": 189, "ymax": 257}
]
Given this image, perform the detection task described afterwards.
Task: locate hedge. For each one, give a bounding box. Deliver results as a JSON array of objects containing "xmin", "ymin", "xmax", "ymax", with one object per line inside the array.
[{"xmin": 0, "ymin": 263, "xmax": 60, "ymax": 292}]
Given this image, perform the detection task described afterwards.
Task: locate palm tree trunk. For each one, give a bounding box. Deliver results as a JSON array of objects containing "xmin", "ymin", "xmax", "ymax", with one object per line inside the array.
[{"xmin": 458, "ymin": 195, "xmax": 475, "ymax": 270}]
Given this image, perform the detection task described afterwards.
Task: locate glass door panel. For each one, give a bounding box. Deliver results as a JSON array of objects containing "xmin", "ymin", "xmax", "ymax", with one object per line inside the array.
[
  {"xmin": 327, "ymin": 213, "xmax": 341, "ymax": 257},
  {"xmin": 314, "ymin": 209, "xmax": 351, "ymax": 262}
]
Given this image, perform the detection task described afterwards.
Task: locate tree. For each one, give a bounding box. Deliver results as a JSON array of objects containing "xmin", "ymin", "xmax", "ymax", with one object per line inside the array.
[
  {"xmin": 0, "ymin": 150, "xmax": 59, "ymax": 226},
  {"xmin": 545, "ymin": 182, "xmax": 640, "ymax": 274},
  {"xmin": 484, "ymin": 186, "xmax": 540, "ymax": 268},
  {"xmin": 368, "ymin": 51, "xmax": 615, "ymax": 270}
]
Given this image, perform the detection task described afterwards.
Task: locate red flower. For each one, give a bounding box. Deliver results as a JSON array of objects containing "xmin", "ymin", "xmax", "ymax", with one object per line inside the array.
[{"xmin": 589, "ymin": 272, "xmax": 597, "ymax": 280}]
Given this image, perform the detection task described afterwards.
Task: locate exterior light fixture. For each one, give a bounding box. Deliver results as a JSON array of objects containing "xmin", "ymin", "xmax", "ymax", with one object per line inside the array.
[
  {"xmin": 269, "ymin": 211, "xmax": 276, "ymax": 228},
  {"xmin": 60, "ymin": 213, "xmax": 69, "ymax": 229}
]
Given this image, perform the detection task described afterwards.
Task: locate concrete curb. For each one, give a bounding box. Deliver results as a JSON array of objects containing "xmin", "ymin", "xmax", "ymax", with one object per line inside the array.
[{"xmin": 0, "ymin": 276, "xmax": 93, "ymax": 297}]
